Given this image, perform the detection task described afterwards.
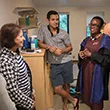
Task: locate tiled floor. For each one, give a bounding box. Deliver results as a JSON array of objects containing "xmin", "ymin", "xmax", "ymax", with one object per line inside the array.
[{"xmin": 48, "ymin": 94, "xmax": 110, "ymax": 110}]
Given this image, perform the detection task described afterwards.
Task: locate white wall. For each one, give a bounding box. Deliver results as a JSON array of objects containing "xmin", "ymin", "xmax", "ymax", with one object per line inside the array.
[
  {"xmin": 35, "ymin": 6, "xmax": 110, "ymax": 59},
  {"xmin": 0, "ymin": 0, "xmax": 33, "ymax": 27}
]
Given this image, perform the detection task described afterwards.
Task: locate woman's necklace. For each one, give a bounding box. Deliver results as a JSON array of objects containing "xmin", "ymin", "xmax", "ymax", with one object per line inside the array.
[{"xmin": 91, "ymin": 33, "xmax": 102, "ymax": 41}]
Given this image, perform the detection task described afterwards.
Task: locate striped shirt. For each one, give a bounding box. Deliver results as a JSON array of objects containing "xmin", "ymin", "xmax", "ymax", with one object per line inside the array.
[{"xmin": 17, "ymin": 55, "xmax": 31, "ymax": 97}]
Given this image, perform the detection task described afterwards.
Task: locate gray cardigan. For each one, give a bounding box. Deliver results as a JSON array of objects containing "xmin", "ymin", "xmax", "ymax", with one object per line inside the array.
[{"xmin": 0, "ymin": 74, "xmax": 16, "ymax": 110}]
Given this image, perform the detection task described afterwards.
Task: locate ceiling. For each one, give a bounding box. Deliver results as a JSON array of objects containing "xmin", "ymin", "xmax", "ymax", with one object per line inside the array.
[{"xmin": 32, "ymin": 0, "xmax": 110, "ymax": 7}]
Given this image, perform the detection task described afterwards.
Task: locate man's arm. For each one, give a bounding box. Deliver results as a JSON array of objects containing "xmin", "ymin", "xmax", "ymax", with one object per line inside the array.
[
  {"xmin": 38, "ymin": 39, "xmax": 57, "ymax": 53},
  {"xmin": 54, "ymin": 44, "xmax": 72, "ymax": 56},
  {"xmin": 38, "ymin": 39, "xmax": 49, "ymax": 50},
  {"xmin": 62, "ymin": 43, "xmax": 72, "ymax": 53}
]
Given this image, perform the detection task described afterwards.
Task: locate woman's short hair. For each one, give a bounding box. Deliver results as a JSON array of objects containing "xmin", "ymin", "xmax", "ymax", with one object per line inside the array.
[
  {"xmin": 91, "ymin": 16, "xmax": 104, "ymax": 28},
  {"xmin": 0, "ymin": 23, "xmax": 21, "ymax": 49}
]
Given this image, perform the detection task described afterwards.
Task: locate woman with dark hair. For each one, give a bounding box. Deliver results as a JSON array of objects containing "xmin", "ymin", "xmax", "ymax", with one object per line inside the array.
[
  {"xmin": 78, "ymin": 16, "xmax": 110, "ymax": 110},
  {"xmin": 0, "ymin": 23, "xmax": 36, "ymax": 110}
]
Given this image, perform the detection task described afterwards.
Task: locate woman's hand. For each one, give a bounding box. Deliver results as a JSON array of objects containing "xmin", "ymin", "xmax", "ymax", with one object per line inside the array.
[
  {"xmin": 32, "ymin": 89, "xmax": 36, "ymax": 109},
  {"xmin": 83, "ymin": 48, "xmax": 92, "ymax": 57},
  {"xmin": 79, "ymin": 51, "xmax": 86, "ymax": 59},
  {"xmin": 79, "ymin": 49, "xmax": 92, "ymax": 59},
  {"xmin": 32, "ymin": 89, "xmax": 36, "ymax": 102}
]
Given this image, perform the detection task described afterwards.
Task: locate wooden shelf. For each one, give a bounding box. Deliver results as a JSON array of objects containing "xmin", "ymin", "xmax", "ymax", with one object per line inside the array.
[
  {"xmin": 13, "ymin": 7, "xmax": 39, "ymax": 17},
  {"xmin": 21, "ymin": 25, "xmax": 40, "ymax": 30}
]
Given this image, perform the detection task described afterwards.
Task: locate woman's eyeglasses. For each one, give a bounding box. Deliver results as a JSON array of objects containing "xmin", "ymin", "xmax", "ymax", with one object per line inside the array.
[{"xmin": 89, "ymin": 23, "xmax": 100, "ymax": 28}]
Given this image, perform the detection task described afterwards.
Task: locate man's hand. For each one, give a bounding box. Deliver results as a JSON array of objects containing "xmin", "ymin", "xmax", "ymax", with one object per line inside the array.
[
  {"xmin": 49, "ymin": 46, "xmax": 57, "ymax": 53},
  {"xmin": 54, "ymin": 48, "xmax": 63, "ymax": 56}
]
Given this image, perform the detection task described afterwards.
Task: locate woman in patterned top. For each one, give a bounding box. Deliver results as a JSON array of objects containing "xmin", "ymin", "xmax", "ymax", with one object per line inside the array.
[{"xmin": 0, "ymin": 23, "xmax": 36, "ymax": 110}]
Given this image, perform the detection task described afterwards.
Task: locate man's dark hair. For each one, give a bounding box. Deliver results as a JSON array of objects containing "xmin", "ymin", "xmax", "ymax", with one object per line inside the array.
[
  {"xmin": 0, "ymin": 23, "xmax": 21, "ymax": 49},
  {"xmin": 47, "ymin": 10, "xmax": 59, "ymax": 20},
  {"xmin": 92, "ymin": 16, "xmax": 104, "ymax": 28}
]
